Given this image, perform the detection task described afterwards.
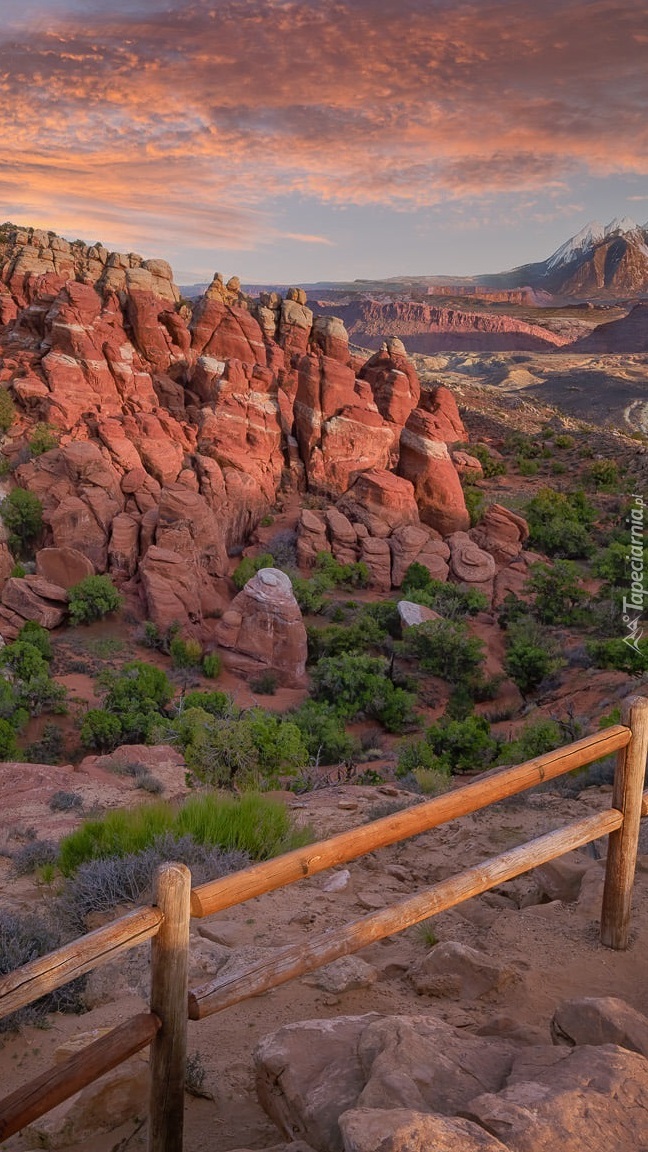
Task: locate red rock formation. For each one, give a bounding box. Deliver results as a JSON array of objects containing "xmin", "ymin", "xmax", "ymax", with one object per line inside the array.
[
  {"xmin": 418, "ymin": 385, "xmax": 467, "ymax": 443},
  {"xmin": 399, "ymin": 409, "xmax": 470, "ymax": 535},
  {"xmin": 337, "ymin": 469, "xmax": 419, "ymax": 535},
  {"xmin": 0, "ymin": 225, "xmax": 492, "ymax": 655},
  {"xmin": 1, "ymin": 574, "xmax": 67, "ymax": 628},
  {"xmin": 36, "ymin": 547, "xmax": 95, "ymax": 588},
  {"xmin": 215, "ymin": 567, "xmax": 307, "ymax": 687},
  {"xmin": 358, "ymin": 339, "xmax": 420, "ymax": 438},
  {"xmin": 447, "ymin": 532, "xmax": 496, "ymax": 600},
  {"xmin": 296, "ymin": 509, "xmax": 329, "ymax": 567},
  {"xmin": 294, "ymin": 352, "xmax": 393, "ymax": 492},
  {"xmin": 470, "ymin": 504, "xmax": 529, "ymax": 566}
]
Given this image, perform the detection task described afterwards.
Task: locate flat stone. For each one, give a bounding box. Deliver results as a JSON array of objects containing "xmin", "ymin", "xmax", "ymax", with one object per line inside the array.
[
  {"xmin": 356, "ymin": 891, "xmax": 386, "ymax": 911},
  {"xmin": 322, "ymin": 869, "xmax": 352, "ymax": 893}
]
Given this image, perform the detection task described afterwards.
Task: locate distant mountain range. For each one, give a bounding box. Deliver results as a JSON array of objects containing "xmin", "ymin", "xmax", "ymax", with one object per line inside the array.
[{"xmin": 181, "ymin": 216, "xmax": 648, "ymax": 301}]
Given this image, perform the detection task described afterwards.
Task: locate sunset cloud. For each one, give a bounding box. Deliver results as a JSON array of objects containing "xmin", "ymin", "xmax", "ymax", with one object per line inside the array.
[{"xmin": 1, "ymin": 0, "xmax": 646, "ymax": 277}]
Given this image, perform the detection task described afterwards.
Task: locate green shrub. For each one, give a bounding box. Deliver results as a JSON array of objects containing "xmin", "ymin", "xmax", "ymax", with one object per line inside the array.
[
  {"xmin": 396, "ymin": 738, "xmax": 445, "ymax": 778},
  {"xmin": 551, "ymin": 461, "xmax": 567, "ymax": 475},
  {"xmin": 467, "ymin": 444, "xmax": 506, "ymax": 477},
  {"xmin": 517, "ymin": 458, "xmax": 539, "ymax": 476},
  {"xmin": 554, "ymin": 434, "xmax": 574, "ymax": 449},
  {"xmin": 182, "ymin": 690, "xmax": 232, "ymax": 717},
  {"xmin": 307, "ymin": 615, "xmax": 387, "ymax": 662},
  {"xmin": 68, "ymin": 575, "xmax": 122, "ymax": 625},
  {"xmin": 291, "ymin": 571, "xmax": 334, "ymax": 614},
  {"xmin": 290, "ymin": 699, "xmax": 359, "ymax": 764},
  {"xmin": 401, "ymin": 570, "xmax": 488, "ymax": 619},
  {"xmin": 232, "ymin": 553, "xmax": 274, "ymax": 591},
  {"xmin": 524, "ymin": 488, "xmax": 595, "ymax": 558},
  {"xmin": 10, "ymin": 562, "xmax": 26, "ymax": 578},
  {"xmin": 525, "ymin": 560, "xmax": 587, "ymax": 626},
  {"xmin": 504, "ymin": 619, "xmax": 563, "ymax": 696},
  {"xmin": 503, "ymin": 431, "xmax": 542, "ymax": 459},
  {"xmin": 0, "ymin": 640, "xmax": 50, "ymax": 683},
  {"xmin": 177, "ymin": 793, "xmax": 312, "ymax": 859},
  {"xmin": 98, "ymin": 660, "xmax": 173, "ymax": 743},
  {"xmin": 310, "ymin": 653, "xmax": 387, "ymax": 717},
  {"xmin": 18, "ymin": 621, "xmax": 52, "ymax": 661},
  {"xmin": 463, "ymin": 485, "xmax": 485, "ymax": 527},
  {"xmin": 25, "ymin": 722, "xmax": 65, "ymax": 764},
  {"xmin": 180, "ymin": 708, "xmax": 308, "ymax": 789},
  {"xmin": 497, "ymin": 592, "xmax": 533, "ymax": 629},
  {"xmin": 59, "ymin": 803, "xmax": 174, "ymax": 875},
  {"xmin": 402, "ymin": 619, "xmax": 485, "ymax": 684},
  {"xmin": 202, "ymin": 652, "xmax": 221, "ymax": 679},
  {"xmin": 401, "ymin": 562, "xmax": 433, "ymax": 592},
  {"xmin": 0, "ymin": 640, "xmax": 66, "ymax": 716},
  {"xmin": 585, "ymin": 460, "xmax": 621, "ymax": 492},
  {"xmin": 0, "ymin": 388, "xmax": 15, "ymax": 434},
  {"xmin": 314, "ymin": 551, "xmax": 371, "ymax": 588},
  {"xmin": 310, "ymin": 653, "xmax": 416, "ymax": 731},
  {"xmin": 586, "ymin": 637, "xmax": 648, "ymax": 675},
  {"xmin": 0, "ymin": 718, "xmax": 20, "ymax": 760},
  {"xmin": 599, "ymin": 707, "xmax": 622, "ymax": 729},
  {"xmin": 0, "ymin": 488, "xmax": 43, "ymax": 556},
  {"xmin": 250, "ymin": 670, "xmax": 278, "ymax": 694},
  {"xmin": 59, "ymin": 793, "xmax": 310, "ymax": 876},
  {"xmin": 28, "ymin": 423, "xmax": 59, "ymax": 457},
  {"xmin": 169, "ymin": 635, "xmax": 203, "ymax": 669},
  {"xmin": 80, "ymin": 709, "xmax": 122, "ymax": 752},
  {"xmin": 497, "ymin": 718, "xmax": 563, "ymax": 765},
  {"xmin": 424, "ymin": 713, "xmax": 499, "ymax": 774}
]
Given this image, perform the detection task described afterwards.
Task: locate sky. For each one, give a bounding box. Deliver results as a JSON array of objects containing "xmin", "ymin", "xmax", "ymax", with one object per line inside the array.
[{"xmin": 1, "ymin": 0, "xmax": 647, "ymax": 284}]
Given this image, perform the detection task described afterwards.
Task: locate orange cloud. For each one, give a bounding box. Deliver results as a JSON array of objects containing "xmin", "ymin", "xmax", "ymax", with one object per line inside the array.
[{"xmin": 1, "ymin": 0, "xmax": 646, "ymax": 259}]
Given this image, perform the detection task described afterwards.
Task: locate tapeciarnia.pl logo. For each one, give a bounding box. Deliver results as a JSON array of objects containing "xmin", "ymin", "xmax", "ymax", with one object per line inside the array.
[{"xmin": 622, "ymin": 493, "xmax": 645, "ymax": 653}]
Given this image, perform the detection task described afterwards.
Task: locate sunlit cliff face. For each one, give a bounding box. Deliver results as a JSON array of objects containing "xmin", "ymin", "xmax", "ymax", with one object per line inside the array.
[{"xmin": 2, "ymin": 0, "xmax": 647, "ymax": 280}]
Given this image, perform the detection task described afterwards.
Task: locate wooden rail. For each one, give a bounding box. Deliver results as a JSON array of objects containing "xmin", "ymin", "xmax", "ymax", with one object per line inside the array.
[
  {"xmin": 0, "ymin": 1013, "xmax": 161, "ymax": 1142},
  {"xmin": 0, "ymin": 905, "xmax": 163, "ymax": 1023},
  {"xmin": 189, "ymin": 807, "xmax": 623, "ymax": 1019},
  {"xmin": 0, "ymin": 697, "xmax": 646, "ymax": 1150},
  {"xmin": 191, "ymin": 724, "xmax": 631, "ymax": 917}
]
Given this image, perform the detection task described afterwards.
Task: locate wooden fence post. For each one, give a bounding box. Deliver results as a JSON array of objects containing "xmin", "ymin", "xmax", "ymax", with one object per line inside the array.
[
  {"xmin": 601, "ymin": 695, "xmax": 648, "ymax": 949},
  {"xmin": 148, "ymin": 863, "xmax": 191, "ymax": 1152}
]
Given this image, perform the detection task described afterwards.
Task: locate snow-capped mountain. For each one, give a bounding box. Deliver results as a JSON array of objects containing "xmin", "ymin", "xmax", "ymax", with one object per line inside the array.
[
  {"xmin": 479, "ymin": 216, "xmax": 648, "ymax": 298},
  {"xmin": 546, "ymin": 221, "xmax": 606, "ymax": 271},
  {"xmin": 546, "ymin": 217, "xmax": 647, "ymax": 272}
]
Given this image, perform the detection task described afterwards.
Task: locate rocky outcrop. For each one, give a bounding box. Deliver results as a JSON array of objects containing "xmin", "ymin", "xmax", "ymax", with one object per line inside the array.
[
  {"xmin": 399, "ymin": 410, "xmax": 470, "ymax": 535},
  {"xmin": 215, "ymin": 568, "xmax": 307, "ymax": 687},
  {"xmin": 35, "ymin": 546, "xmax": 95, "ymax": 588},
  {"xmin": 447, "ymin": 532, "xmax": 496, "ymax": 599},
  {"xmin": 293, "ymin": 352, "xmax": 394, "ymax": 492},
  {"xmin": 358, "ymin": 340, "xmax": 420, "ymax": 444},
  {"xmin": 254, "ymin": 1008, "xmax": 648, "ymax": 1152},
  {"xmin": 0, "ymin": 224, "xmax": 501, "ymax": 645},
  {"xmin": 1, "ymin": 574, "xmax": 68, "ymax": 629},
  {"xmin": 417, "ymin": 384, "xmax": 467, "ymax": 443},
  {"xmin": 337, "ymin": 469, "xmax": 419, "ymax": 536},
  {"xmin": 296, "ymin": 487, "xmax": 452, "ymax": 592},
  {"xmin": 470, "ymin": 504, "xmax": 529, "ymax": 566}
]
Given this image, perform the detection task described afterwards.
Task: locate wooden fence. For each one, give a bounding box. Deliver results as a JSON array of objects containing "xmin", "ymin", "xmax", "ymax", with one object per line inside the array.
[{"xmin": 1, "ymin": 695, "xmax": 647, "ymax": 1150}]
